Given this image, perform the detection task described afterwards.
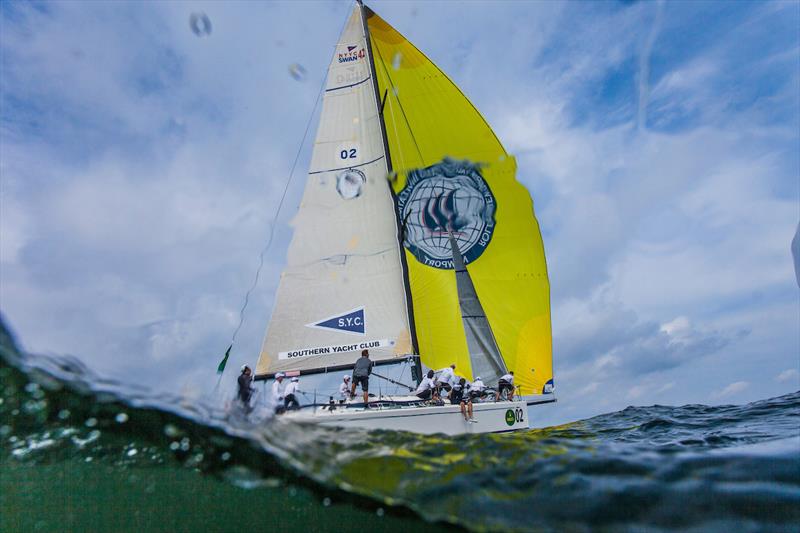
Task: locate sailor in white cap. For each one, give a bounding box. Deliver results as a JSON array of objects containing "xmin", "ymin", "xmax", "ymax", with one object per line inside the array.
[
  {"xmin": 338, "ymin": 374, "xmax": 351, "ymax": 402},
  {"xmin": 271, "ymin": 372, "xmax": 286, "ymax": 413},
  {"xmin": 469, "ymin": 376, "xmax": 486, "ymax": 402},
  {"xmin": 283, "ymin": 376, "xmax": 301, "ymax": 410}
]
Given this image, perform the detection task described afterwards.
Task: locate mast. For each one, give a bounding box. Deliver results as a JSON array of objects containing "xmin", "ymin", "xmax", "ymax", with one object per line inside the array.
[{"xmin": 358, "ymin": 0, "xmax": 420, "ymax": 358}]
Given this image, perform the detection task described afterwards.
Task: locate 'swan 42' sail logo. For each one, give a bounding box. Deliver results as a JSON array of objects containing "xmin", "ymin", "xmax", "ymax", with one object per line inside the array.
[
  {"xmin": 338, "ymin": 44, "xmax": 365, "ymax": 64},
  {"xmin": 397, "ymin": 159, "xmax": 496, "ymax": 270}
]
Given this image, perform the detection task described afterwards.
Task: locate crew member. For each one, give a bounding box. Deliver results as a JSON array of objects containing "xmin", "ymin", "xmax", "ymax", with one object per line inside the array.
[
  {"xmin": 415, "ymin": 369, "xmax": 436, "ymax": 400},
  {"xmin": 435, "ymin": 364, "xmax": 456, "ymax": 393},
  {"xmin": 351, "ymin": 350, "xmax": 373, "ymax": 406},
  {"xmin": 237, "ymin": 365, "xmax": 254, "ymax": 412},
  {"xmin": 450, "ymin": 377, "xmax": 475, "ymax": 422},
  {"xmin": 497, "ymin": 371, "xmax": 515, "ymax": 401},
  {"xmin": 271, "ymin": 372, "xmax": 286, "ymax": 414},
  {"xmin": 469, "ymin": 376, "xmax": 487, "ymax": 402},
  {"xmin": 283, "ymin": 376, "xmax": 301, "ymax": 410},
  {"xmin": 338, "ymin": 374, "xmax": 351, "ymax": 402}
]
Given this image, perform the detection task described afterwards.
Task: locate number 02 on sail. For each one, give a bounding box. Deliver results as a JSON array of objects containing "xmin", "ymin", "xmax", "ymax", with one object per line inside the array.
[{"xmin": 254, "ymin": 1, "xmax": 554, "ymax": 434}]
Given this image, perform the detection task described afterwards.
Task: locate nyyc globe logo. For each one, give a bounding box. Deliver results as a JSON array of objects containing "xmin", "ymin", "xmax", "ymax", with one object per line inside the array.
[{"xmin": 396, "ymin": 159, "xmax": 496, "ymax": 270}]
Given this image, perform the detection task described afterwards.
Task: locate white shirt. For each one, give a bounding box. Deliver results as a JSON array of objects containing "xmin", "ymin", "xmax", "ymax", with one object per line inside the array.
[
  {"xmin": 436, "ymin": 367, "xmax": 455, "ymax": 386},
  {"xmin": 338, "ymin": 381, "xmax": 350, "ymax": 399},
  {"xmin": 499, "ymin": 373, "xmax": 514, "ymax": 384},
  {"xmin": 284, "ymin": 381, "xmax": 300, "ymax": 396},
  {"xmin": 271, "ymin": 379, "xmax": 284, "ymax": 404},
  {"xmin": 471, "ymin": 378, "xmax": 486, "ymax": 392},
  {"xmin": 416, "ymin": 376, "xmax": 435, "ymax": 394}
]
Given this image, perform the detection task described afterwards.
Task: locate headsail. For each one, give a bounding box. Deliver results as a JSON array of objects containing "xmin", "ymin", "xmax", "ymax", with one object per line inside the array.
[
  {"xmin": 366, "ymin": 8, "xmax": 553, "ymax": 395},
  {"xmin": 256, "ymin": 7, "xmax": 413, "ymax": 377}
]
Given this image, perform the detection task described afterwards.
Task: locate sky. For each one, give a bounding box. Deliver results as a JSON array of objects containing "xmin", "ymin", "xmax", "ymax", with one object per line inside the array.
[{"xmin": 1, "ymin": 0, "xmax": 798, "ymax": 427}]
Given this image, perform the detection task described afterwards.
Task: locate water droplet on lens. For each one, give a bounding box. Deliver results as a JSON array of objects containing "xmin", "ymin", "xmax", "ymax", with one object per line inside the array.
[
  {"xmin": 85, "ymin": 418, "xmax": 98, "ymax": 428},
  {"xmin": 180, "ymin": 437, "xmax": 190, "ymax": 451},
  {"xmin": 0, "ymin": 425, "xmax": 9, "ymax": 437},
  {"xmin": 163, "ymin": 424, "xmax": 180, "ymax": 438},
  {"xmin": 25, "ymin": 382, "xmax": 40, "ymax": 393},
  {"xmin": 376, "ymin": 508, "xmax": 384, "ymax": 517},
  {"xmin": 58, "ymin": 409, "xmax": 71, "ymax": 420},
  {"xmin": 392, "ymin": 52, "xmax": 402, "ymax": 70},
  {"xmin": 169, "ymin": 441, "xmax": 180, "ymax": 451},
  {"xmin": 288, "ymin": 63, "xmax": 307, "ymax": 82},
  {"xmin": 189, "ymin": 12, "xmax": 212, "ymax": 37},
  {"xmin": 84, "ymin": 456, "xmax": 93, "ymax": 462},
  {"xmin": 127, "ymin": 448, "xmax": 138, "ymax": 457},
  {"xmin": 221, "ymin": 452, "xmax": 231, "ymax": 461},
  {"xmin": 115, "ymin": 413, "xmax": 129, "ymax": 423},
  {"xmin": 322, "ymin": 497, "xmax": 331, "ymax": 507}
]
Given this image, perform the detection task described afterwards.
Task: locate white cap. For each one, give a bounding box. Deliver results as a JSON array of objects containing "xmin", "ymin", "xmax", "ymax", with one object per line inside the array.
[
  {"xmin": 240, "ymin": 365, "xmax": 250, "ymax": 372},
  {"xmin": 291, "ymin": 377, "xmax": 299, "ymax": 382},
  {"xmin": 275, "ymin": 372, "xmax": 285, "ymax": 378},
  {"xmin": 474, "ymin": 376, "xmax": 481, "ymax": 381},
  {"xmin": 343, "ymin": 374, "xmax": 351, "ymax": 380}
]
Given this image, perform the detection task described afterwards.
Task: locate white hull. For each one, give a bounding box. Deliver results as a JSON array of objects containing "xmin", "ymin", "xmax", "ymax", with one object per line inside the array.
[{"xmin": 283, "ymin": 398, "xmax": 534, "ymax": 435}]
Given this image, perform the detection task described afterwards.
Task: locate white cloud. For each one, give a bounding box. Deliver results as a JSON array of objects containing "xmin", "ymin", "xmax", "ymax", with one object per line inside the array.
[
  {"xmin": 776, "ymin": 369, "xmax": 799, "ymax": 383},
  {"xmin": 713, "ymin": 381, "xmax": 750, "ymax": 399}
]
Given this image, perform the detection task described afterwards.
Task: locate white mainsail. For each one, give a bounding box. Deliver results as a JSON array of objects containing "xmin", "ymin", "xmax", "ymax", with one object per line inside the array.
[{"xmin": 256, "ymin": 7, "xmax": 413, "ymax": 377}]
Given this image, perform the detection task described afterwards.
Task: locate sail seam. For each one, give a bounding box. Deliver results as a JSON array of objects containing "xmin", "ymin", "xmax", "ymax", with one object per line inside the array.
[{"xmin": 308, "ymin": 155, "xmax": 384, "ymax": 175}]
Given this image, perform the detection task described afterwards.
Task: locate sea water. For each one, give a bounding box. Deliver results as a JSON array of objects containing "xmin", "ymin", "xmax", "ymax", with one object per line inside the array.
[{"xmin": 1, "ymin": 320, "xmax": 798, "ymax": 532}]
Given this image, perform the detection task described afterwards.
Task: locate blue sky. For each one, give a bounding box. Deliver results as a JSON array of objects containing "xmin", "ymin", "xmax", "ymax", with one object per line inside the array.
[{"xmin": 1, "ymin": 0, "xmax": 797, "ymax": 426}]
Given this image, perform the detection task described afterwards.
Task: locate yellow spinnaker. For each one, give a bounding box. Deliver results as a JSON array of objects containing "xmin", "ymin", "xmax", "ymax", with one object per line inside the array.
[{"xmin": 367, "ymin": 9, "xmax": 552, "ymax": 395}]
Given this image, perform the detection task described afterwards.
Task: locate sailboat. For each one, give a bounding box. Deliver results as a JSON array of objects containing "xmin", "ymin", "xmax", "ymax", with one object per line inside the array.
[{"xmin": 253, "ymin": 1, "xmax": 554, "ymax": 435}]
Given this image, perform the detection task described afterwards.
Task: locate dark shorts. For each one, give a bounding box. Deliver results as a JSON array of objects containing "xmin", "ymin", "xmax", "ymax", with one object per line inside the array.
[
  {"xmin": 416, "ymin": 389, "xmax": 433, "ymax": 400},
  {"xmin": 469, "ymin": 390, "xmax": 484, "ymax": 401},
  {"xmin": 449, "ymin": 393, "xmax": 463, "ymax": 405},
  {"xmin": 352, "ymin": 374, "xmax": 369, "ymax": 392},
  {"xmin": 284, "ymin": 394, "xmax": 300, "ymax": 410},
  {"xmin": 437, "ymin": 382, "xmax": 452, "ymax": 392},
  {"xmin": 498, "ymin": 381, "xmax": 513, "ymax": 395}
]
